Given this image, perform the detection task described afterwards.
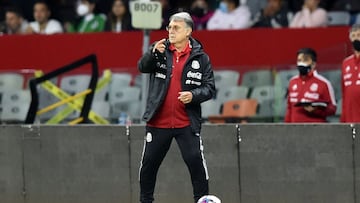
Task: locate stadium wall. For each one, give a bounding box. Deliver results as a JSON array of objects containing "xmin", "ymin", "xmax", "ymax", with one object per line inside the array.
[
  {"xmin": 0, "ymin": 124, "xmax": 358, "ymax": 203},
  {"xmin": 0, "ymin": 27, "xmax": 351, "ymax": 74}
]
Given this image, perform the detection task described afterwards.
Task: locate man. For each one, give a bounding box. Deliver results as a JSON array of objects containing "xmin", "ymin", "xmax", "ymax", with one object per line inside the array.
[
  {"xmin": 3, "ymin": 7, "xmax": 28, "ymax": 35},
  {"xmin": 67, "ymin": 0, "xmax": 106, "ymax": 33},
  {"xmin": 252, "ymin": 0, "xmax": 292, "ymax": 28},
  {"xmin": 341, "ymin": 24, "xmax": 360, "ymax": 122},
  {"xmin": 285, "ymin": 48, "xmax": 336, "ymax": 122},
  {"xmin": 26, "ymin": 1, "xmax": 63, "ymax": 34},
  {"xmin": 207, "ymin": 0, "xmax": 251, "ymax": 30},
  {"xmin": 138, "ymin": 12, "xmax": 215, "ymax": 203}
]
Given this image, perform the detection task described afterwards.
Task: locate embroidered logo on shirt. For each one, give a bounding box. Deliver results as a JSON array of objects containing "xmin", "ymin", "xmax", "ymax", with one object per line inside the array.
[
  {"xmin": 191, "ymin": 60, "xmax": 200, "ymax": 69},
  {"xmin": 187, "ymin": 71, "xmax": 202, "ymax": 79},
  {"xmin": 292, "ymin": 84, "xmax": 298, "ymax": 90},
  {"xmin": 346, "ymin": 66, "xmax": 351, "ymax": 72},
  {"xmin": 304, "ymin": 92, "xmax": 319, "ymax": 100},
  {"xmin": 155, "ymin": 72, "xmax": 166, "ymax": 79},
  {"xmin": 344, "ymin": 73, "xmax": 352, "ymax": 80},
  {"xmin": 185, "ymin": 79, "xmax": 201, "ymax": 86},
  {"xmin": 310, "ymin": 83, "xmax": 318, "ymax": 91}
]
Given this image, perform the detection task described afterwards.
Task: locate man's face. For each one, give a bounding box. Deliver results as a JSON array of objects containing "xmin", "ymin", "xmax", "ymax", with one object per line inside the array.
[
  {"xmin": 297, "ymin": 53, "xmax": 314, "ymax": 66},
  {"xmin": 5, "ymin": 12, "xmax": 21, "ymax": 31},
  {"xmin": 34, "ymin": 3, "xmax": 50, "ymax": 24},
  {"xmin": 350, "ymin": 29, "xmax": 360, "ymax": 42},
  {"xmin": 268, "ymin": 0, "xmax": 281, "ymax": 10},
  {"xmin": 167, "ymin": 20, "xmax": 191, "ymax": 44}
]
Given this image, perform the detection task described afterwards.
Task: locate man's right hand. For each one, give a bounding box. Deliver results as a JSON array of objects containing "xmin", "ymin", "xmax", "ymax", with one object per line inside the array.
[{"xmin": 152, "ymin": 38, "xmax": 166, "ymax": 53}]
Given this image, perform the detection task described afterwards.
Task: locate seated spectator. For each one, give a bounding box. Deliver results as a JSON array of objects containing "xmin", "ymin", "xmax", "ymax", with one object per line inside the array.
[
  {"xmin": 252, "ymin": 0, "xmax": 292, "ymax": 28},
  {"xmin": 26, "ymin": 1, "xmax": 63, "ymax": 34},
  {"xmin": 290, "ymin": 0, "xmax": 328, "ymax": 28},
  {"xmin": 207, "ymin": 0, "xmax": 251, "ymax": 30},
  {"xmin": 3, "ymin": 6, "xmax": 28, "ymax": 34},
  {"xmin": 245, "ymin": 0, "xmax": 268, "ymax": 20},
  {"xmin": 67, "ymin": 0, "xmax": 106, "ymax": 33},
  {"xmin": 190, "ymin": 0, "xmax": 214, "ymax": 30},
  {"xmin": 105, "ymin": 0, "xmax": 133, "ymax": 32}
]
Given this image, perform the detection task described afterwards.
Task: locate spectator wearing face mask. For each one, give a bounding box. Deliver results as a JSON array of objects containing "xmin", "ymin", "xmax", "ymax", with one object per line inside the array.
[
  {"xmin": 341, "ymin": 24, "xmax": 360, "ymax": 123},
  {"xmin": 207, "ymin": 0, "xmax": 251, "ymax": 30},
  {"xmin": 67, "ymin": 0, "xmax": 106, "ymax": 33},
  {"xmin": 285, "ymin": 48, "xmax": 337, "ymax": 123},
  {"xmin": 189, "ymin": 0, "xmax": 214, "ymax": 30},
  {"xmin": 26, "ymin": 1, "xmax": 63, "ymax": 34}
]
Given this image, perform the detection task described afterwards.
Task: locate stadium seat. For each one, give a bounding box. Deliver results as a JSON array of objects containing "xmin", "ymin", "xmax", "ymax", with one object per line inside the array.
[
  {"xmin": 327, "ymin": 11, "xmax": 351, "ymax": 26},
  {"xmin": 91, "ymin": 101, "xmax": 110, "ymax": 119},
  {"xmin": 110, "ymin": 73, "xmax": 132, "ymax": 88},
  {"xmin": 274, "ymin": 69, "xmax": 298, "ymax": 90},
  {"xmin": 36, "ymin": 78, "xmax": 60, "ymax": 121},
  {"xmin": 112, "ymin": 101, "xmax": 142, "ymax": 123},
  {"xmin": 273, "ymin": 97, "xmax": 287, "ymax": 121},
  {"xmin": 133, "ymin": 74, "xmax": 143, "ymax": 88},
  {"xmin": 109, "ymin": 86, "xmax": 141, "ymax": 121},
  {"xmin": 335, "ymin": 98, "xmax": 342, "ymax": 116},
  {"xmin": 60, "ymin": 74, "xmax": 91, "ymax": 94},
  {"xmin": 60, "ymin": 74, "xmax": 108, "ymax": 101},
  {"xmin": 250, "ymin": 85, "xmax": 275, "ymax": 104},
  {"xmin": 241, "ymin": 69, "xmax": 273, "ymax": 88},
  {"xmin": 201, "ymin": 99, "xmax": 222, "ymax": 120},
  {"xmin": 0, "ymin": 90, "xmax": 31, "ymax": 123},
  {"xmin": 320, "ymin": 69, "xmax": 341, "ymax": 101},
  {"xmin": 251, "ymin": 99, "xmax": 275, "ymax": 122},
  {"xmin": 356, "ymin": 13, "xmax": 360, "ymax": 24},
  {"xmin": 208, "ymin": 99, "xmax": 258, "ymax": 123},
  {"xmin": 213, "ymin": 70, "xmax": 240, "ymax": 90},
  {"xmin": 0, "ymin": 73, "xmax": 24, "ymax": 91},
  {"xmin": 216, "ymin": 85, "xmax": 249, "ymax": 103}
]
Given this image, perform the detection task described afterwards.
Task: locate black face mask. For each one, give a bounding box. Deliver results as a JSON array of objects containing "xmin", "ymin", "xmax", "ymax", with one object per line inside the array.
[
  {"xmin": 352, "ymin": 40, "xmax": 360, "ymax": 52},
  {"xmin": 191, "ymin": 7, "xmax": 205, "ymax": 17},
  {"xmin": 297, "ymin": 65, "xmax": 312, "ymax": 75}
]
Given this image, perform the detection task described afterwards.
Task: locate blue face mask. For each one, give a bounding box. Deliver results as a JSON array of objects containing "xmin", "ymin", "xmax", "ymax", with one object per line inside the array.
[{"xmin": 219, "ymin": 2, "xmax": 228, "ymax": 13}]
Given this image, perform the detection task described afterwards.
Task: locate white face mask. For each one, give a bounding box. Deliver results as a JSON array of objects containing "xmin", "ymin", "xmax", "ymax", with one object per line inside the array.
[{"xmin": 77, "ymin": 3, "xmax": 89, "ymax": 16}]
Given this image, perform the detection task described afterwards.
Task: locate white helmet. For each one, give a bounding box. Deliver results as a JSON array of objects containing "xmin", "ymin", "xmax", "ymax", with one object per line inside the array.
[{"xmin": 197, "ymin": 195, "xmax": 221, "ymax": 203}]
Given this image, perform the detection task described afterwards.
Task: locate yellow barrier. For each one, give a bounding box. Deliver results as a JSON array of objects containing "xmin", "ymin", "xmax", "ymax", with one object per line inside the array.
[
  {"xmin": 34, "ymin": 70, "xmax": 112, "ymax": 124},
  {"xmin": 37, "ymin": 89, "xmax": 92, "ymax": 115}
]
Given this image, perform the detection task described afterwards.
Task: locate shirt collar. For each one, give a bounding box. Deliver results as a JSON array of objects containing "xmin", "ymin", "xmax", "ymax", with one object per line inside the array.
[
  {"xmin": 300, "ymin": 70, "xmax": 315, "ymax": 81},
  {"xmin": 169, "ymin": 41, "xmax": 192, "ymax": 54}
]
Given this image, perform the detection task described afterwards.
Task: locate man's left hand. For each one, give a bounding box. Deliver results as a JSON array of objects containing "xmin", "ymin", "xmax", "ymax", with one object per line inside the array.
[{"xmin": 178, "ymin": 91, "xmax": 193, "ymax": 104}]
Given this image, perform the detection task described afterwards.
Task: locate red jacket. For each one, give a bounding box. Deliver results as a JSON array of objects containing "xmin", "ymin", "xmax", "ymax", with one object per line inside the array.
[
  {"xmin": 341, "ymin": 54, "xmax": 360, "ymax": 122},
  {"xmin": 285, "ymin": 70, "xmax": 337, "ymax": 122}
]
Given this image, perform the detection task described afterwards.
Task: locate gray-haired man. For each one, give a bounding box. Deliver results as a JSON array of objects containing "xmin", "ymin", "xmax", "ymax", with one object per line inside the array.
[{"xmin": 138, "ymin": 12, "xmax": 216, "ymax": 203}]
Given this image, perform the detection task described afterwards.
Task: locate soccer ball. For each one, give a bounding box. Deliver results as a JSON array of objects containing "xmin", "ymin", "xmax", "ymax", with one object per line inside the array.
[{"xmin": 197, "ymin": 195, "xmax": 221, "ymax": 203}]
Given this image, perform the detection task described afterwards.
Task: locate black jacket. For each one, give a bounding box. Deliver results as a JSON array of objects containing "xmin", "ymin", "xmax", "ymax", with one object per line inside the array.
[{"xmin": 138, "ymin": 37, "xmax": 216, "ymax": 134}]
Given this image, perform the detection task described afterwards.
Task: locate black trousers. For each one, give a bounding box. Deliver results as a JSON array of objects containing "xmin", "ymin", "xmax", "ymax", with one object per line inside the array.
[{"xmin": 139, "ymin": 126, "xmax": 209, "ymax": 203}]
